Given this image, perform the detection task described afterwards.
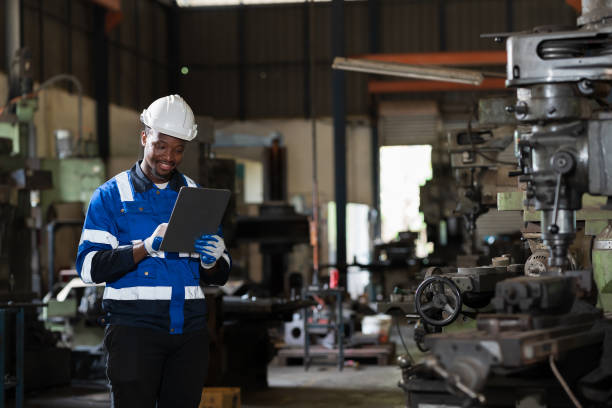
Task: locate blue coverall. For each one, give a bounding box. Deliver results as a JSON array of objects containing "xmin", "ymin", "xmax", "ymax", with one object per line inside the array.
[{"xmin": 76, "ymin": 161, "xmax": 229, "ymax": 407}]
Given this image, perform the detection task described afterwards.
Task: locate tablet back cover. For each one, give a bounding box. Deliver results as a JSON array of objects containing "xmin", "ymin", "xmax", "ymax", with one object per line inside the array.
[{"xmin": 160, "ymin": 187, "xmax": 231, "ymax": 253}]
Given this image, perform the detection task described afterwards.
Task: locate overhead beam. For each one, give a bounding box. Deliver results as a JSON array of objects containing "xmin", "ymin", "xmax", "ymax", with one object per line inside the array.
[
  {"xmin": 85, "ymin": 0, "xmax": 122, "ymax": 33},
  {"xmin": 566, "ymin": 0, "xmax": 581, "ymax": 13},
  {"xmin": 368, "ymin": 78, "xmax": 508, "ymax": 94},
  {"xmin": 89, "ymin": 0, "xmax": 120, "ymax": 12},
  {"xmin": 354, "ymin": 51, "xmax": 507, "ymax": 66}
]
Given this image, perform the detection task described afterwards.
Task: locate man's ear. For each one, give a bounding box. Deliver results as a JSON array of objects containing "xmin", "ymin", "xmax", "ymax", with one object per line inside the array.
[{"xmin": 141, "ymin": 130, "xmax": 147, "ymax": 147}]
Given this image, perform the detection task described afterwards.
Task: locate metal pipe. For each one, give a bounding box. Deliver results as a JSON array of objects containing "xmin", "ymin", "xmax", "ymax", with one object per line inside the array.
[
  {"xmin": 354, "ymin": 50, "xmax": 507, "ymax": 66},
  {"xmin": 15, "ymin": 308, "xmax": 24, "ymax": 408},
  {"xmin": 46, "ymin": 220, "xmax": 83, "ymax": 295},
  {"xmin": 28, "ymin": 122, "xmax": 41, "ymax": 296},
  {"xmin": 0, "ymin": 310, "xmax": 5, "ymax": 407},
  {"xmin": 368, "ymin": 0, "xmax": 381, "ymax": 241},
  {"xmin": 5, "ymin": 0, "xmax": 22, "ymax": 102},
  {"xmin": 309, "ymin": 0, "xmax": 320, "ymax": 287},
  {"xmin": 93, "ymin": 6, "xmax": 109, "ymax": 160},
  {"xmin": 332, "ymin": 0, "xmax": 347, "ymax": 286},
  {"xmin": 332, "ymin": 57, "xmax": 484, "ymax": 86}
]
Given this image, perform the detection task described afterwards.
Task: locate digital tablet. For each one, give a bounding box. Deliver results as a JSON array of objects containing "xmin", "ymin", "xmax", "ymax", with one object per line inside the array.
[{"xmin": 159, "ymin": 187, "xmax": 231, "ymax": 253}]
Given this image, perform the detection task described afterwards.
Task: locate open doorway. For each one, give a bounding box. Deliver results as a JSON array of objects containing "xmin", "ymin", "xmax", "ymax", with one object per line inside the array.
[{"xmin": 380, "ymin": 145, "xmax": 433, "ymax": 257}]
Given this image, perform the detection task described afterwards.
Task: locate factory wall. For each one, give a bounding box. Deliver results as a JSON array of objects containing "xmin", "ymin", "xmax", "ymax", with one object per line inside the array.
[
  {"xmin": 0, "ymin": 0, "xmax": 577, "ymax": 209},
  {"xmin": 0, "ymin": 0, "xmax": 171, "ymax": 112},
  {"xmin": 215, "ymin": 118, "xmax": 372, "ymax": 206},
  {"xmin": 0, "ymin": 0, "xmax": 578, "ymax": 130},
  {"xmin": 0, "ymin": 0, "xmax": 578, "ymax": 121},
  {"xmin": 2, "ymin": 67, "xmax": 372, "ymax": 210}
]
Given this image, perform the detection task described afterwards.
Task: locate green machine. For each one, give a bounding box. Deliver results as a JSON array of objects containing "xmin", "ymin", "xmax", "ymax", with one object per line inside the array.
[
  {"xmin": 499, "ymin": 191, "xmax": 612, "ymax": 313},
  {"xmin": 40, "ymin": 158, "xmax": 106, "ymax": 218},
  {"xmin": 593, "ymin": 223, "xmax": 612, "ymax": 312},
  {"xmin": 39, "ymin": 158, "xmax": 105, "ymax": 295},
  {"xmin": 0, "ymin": 97, "xmax": 51, "ymax": 296}
]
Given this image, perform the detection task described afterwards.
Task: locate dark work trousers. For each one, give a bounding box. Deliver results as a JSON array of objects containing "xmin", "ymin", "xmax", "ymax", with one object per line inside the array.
[{"xmin": 104, "ymin": 325, "xmax": 209, "ymax": 408}]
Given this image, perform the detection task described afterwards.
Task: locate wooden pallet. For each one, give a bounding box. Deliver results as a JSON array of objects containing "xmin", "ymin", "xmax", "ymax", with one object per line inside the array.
[{"xmin": 276, "ymin": 343, "xmax": 395, "ymax": 366}]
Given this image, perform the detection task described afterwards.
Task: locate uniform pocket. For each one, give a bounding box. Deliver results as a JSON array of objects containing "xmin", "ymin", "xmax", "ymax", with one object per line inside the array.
[
  {"xmin": 123, "ymin": 201, "xmax": 158, "ymax": 242},
  {"xmin": 122, "ymin": 200, "xmax": 154, "ymax": 214}
]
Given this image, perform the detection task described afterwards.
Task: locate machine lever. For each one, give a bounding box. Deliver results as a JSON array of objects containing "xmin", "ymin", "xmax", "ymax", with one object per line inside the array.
[
  {"xmin": 424, "ymin": 356, "xmax": 487, "ymax": 405},
  {"xmin": 549, "ymin": 172, "xmax": 562, "ymax": 234},
  {"xmin": 548, "ymin": 151, "xmax": 575, "ymax": 234}
]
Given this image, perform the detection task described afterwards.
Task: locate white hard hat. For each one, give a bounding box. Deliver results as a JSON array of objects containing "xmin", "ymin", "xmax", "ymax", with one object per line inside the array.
[{"xmin": 140, "ymin": 94, "xmax": 198, "ymax": 141}]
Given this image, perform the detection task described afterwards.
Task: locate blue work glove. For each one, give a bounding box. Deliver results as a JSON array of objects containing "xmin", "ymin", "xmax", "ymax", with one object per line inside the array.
[
  {"xmin": 194, "ymin": 233, "xmax": 226, "ymax": 269},
  {"xmin": 144, "ymin": 223, "xmax": 167, "ymax": 257}
]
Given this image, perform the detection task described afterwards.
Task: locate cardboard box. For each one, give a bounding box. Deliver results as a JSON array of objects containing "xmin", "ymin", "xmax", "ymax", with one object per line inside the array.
[{"xmin": 199, "ymin": 387, "xmax": 240, "ymax": 408}]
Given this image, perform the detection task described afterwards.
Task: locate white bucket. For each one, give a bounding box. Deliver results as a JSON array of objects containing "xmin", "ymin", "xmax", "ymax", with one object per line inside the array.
[{"xmin": 362, "ymin": 314, "xmax": 392, "ymax": 342}]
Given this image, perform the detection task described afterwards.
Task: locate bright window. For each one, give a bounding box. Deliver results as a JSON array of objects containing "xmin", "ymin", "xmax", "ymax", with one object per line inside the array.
[
  {"xmin": 327, "ymin": 202, "xmax": 372, "ymax": 300},
  {"xmin": 379, "ymin": 145, "xmax": 432, "ymax": 257}
]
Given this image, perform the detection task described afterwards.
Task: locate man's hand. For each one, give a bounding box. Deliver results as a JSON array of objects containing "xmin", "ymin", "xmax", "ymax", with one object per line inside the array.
[
  {"xmin": 194, "ymin": 234, "xmax": 225, "ymax": 269},
  {"xmin": 144, "ymin": 223, "xmax": 168, "ymax": 256}
]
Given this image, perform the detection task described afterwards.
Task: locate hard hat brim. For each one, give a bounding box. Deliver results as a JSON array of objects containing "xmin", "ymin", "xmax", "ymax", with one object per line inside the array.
[{"xmin": 140, "ymin": 111, "xmax": 198, "ymax": 141}]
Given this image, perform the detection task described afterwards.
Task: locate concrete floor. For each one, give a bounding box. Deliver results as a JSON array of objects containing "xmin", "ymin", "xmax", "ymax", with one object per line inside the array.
[
  {"xmin": 17, "ymin": 318, "xmax": 414, "ymax": 408},
  {"xmin": 21, "ymin": 313, "xmax": 561, "ymax": 407},
  {"xmin": 19, "ymin": 364, "xmax": 405, "ymax": 408},
  {"xmin": 244, "ymin": 366, "xmax": 405, "ymax": 408}
]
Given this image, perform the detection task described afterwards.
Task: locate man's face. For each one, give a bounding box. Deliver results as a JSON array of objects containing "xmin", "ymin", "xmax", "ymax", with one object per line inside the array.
[{"xmin": 141, "ymin": 129, "xmax": 186, "ymax": 182}]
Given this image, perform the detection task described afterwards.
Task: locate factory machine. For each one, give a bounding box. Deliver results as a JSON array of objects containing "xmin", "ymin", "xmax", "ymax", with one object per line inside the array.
[
  {"xmin": 0, "ymin": 46, "xmax": 73, "ymax": 400},
  {"xmin": 400, "ymin": 1, "xmax": 612, "ymax": 407},
  {"xmin": 378, "ymin": 103, "xmax": 529, "ymax": 353},
  {"xmin": 448, "ymin": 120, "xmax": 515, "ymax": 237},
  {"xmin": 419, "ymin": 98, "xmax": 521, "ymax": 269},
  {"xmin": 447, "ymin": 99, "xmax": 522, "ymax": 263}
]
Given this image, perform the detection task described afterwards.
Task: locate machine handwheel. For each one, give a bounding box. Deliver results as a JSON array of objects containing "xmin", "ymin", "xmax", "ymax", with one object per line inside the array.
[{"xmin": 415, "ymin": 276, "xmax": 462, "ymax": 327}]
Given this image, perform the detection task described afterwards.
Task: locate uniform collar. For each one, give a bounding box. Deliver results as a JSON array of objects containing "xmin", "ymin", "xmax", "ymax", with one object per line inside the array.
[{"xmin": 130, "ymin": 161, "xmax": 185, "ymax": 193}]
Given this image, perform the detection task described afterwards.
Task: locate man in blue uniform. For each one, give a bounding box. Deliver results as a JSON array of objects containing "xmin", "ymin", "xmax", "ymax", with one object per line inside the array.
[{"xmin": 76, "ymin": 95, "xmax": 229, "ymax": 407}]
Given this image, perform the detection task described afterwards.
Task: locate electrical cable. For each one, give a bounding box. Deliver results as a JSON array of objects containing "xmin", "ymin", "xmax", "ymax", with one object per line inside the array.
[
  {"xmin": 395, "ymin": 319, "xmax": 414, "ymax": 364},
  {"xmin": 0, "ymin": 74, "xmax": 83, "ymax": 143},
  {"xmin": 549, "ymin": 355, "xmax": 583, "ymax": 408}
]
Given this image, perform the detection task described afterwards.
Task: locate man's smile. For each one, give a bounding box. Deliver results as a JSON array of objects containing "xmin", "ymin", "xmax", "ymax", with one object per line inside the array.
[{"xmin": 157, "ymin": 161, "xmax": 175, "ymax": 172}]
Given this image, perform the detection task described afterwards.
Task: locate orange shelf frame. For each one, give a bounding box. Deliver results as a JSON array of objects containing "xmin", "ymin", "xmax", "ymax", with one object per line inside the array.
[{"xmin": 566, "ymin": 0, "xmax": 581, "ymax": 13}]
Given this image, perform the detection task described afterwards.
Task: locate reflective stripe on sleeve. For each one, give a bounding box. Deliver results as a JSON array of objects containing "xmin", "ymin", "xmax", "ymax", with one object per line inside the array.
[
  {"xmin": 79, "ymin": 229, "xmax": 119, "ymax": 248},
  {"xmin": 103, "ymin": 286, "xmax": 173, "ymax": 300},
  {"xmin": 80, "ymin": 251, "xmax": 98, "ymax": 284},
  {"xmin": 185, "ymin": 286, "xmax": 205, "ymax": 300},
  {"xmin": 115, "ymin": 171, "xmax": 134, "ymax": 202}
]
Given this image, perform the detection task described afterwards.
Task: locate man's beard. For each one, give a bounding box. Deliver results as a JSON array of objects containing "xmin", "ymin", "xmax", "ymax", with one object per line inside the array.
[{"xmin": 152, "ymin": 164, "xmax": 173, "ymax": 181}]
